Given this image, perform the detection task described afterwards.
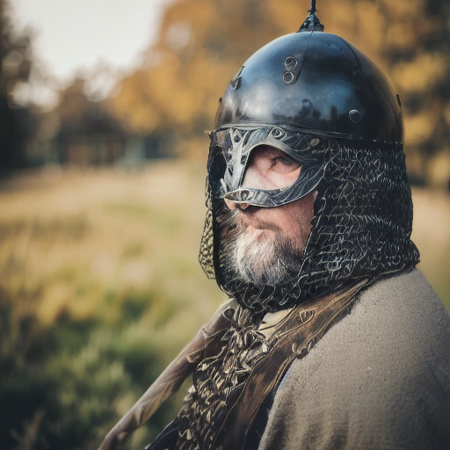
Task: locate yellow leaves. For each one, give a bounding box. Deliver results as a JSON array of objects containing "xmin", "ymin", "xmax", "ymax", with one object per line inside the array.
[
  {"xmin": 444, "ymin": 103, "xmax": 450, "ymax": 126},
  {"xmin": 353, "ymin": 2, "xmax": 386, "ymax": 55},
  {"xmin": 107, "ymin": 0, "xmax": 450, "ymax": 163},
  {"xmin": 147, "ymin": 55, "xmax": 196, "ymax": 129},
  {"xmin": 379, "ymin": 0, "xmax": 425, "ymax": 18},
  {"xmin": 111, "ymin": 71, "xmax": 160, "ymax": 134},
  {"xmin": 385, "ymin": 24, "xmax": 418, "ymax": 51},
  {"xmin": 265, "ymin": 0, "xmax": 304, "ymax": 34},
  {"xmin": 159, "ymin": 0, "xmax": 220, "ymax": 48},
  {"xmin": 393, "ymin": 53, "xmax": 447, "ymax": 93},
  {"xmin": 404, "ymin": 112, "xmax": 435, "ymax": 145}
]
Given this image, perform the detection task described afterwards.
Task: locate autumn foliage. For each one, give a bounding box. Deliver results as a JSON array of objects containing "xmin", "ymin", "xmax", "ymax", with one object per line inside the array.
[{"xmin": 110, "ymin": 0, "xmax": 450, "ymax": 180}]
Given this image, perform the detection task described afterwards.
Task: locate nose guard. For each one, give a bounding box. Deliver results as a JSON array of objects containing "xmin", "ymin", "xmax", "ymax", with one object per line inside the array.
[{"xmin": 209, "ymin": 123, "xmax": 328, "ymax": 208}]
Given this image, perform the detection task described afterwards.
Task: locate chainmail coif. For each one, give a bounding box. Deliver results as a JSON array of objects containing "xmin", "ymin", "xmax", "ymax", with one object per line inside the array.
[{"xmin": 199, "ymin": 137, "xmax": 420, "ymax": 313}]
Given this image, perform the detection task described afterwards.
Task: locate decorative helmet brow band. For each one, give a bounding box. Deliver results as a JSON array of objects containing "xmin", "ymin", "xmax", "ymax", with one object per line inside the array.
[{"xmin": 209, "ymin": 124, "xmax": 329, "ymax": 208}]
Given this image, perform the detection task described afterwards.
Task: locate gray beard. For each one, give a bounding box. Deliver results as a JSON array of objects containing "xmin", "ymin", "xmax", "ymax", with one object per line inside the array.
[{"xmin": 220, "ymin": 209, "xmax": 304, "ymax": 286}]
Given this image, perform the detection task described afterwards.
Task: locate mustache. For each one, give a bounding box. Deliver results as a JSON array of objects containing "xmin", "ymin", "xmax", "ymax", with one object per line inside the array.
[{"xmin": 218, "ymin": 207, "xmax": 280, "ymax": 238}]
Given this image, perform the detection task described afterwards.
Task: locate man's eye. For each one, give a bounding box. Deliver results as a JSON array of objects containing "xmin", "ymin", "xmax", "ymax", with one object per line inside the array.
[{"xmin": 272, "ymin": 156, "xmax": 297, "ymax": 166}]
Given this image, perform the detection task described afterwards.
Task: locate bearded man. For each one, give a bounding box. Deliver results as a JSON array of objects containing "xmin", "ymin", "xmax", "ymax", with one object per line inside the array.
[{"xmin": 99, "ymin": 4, "xmax": 450, "ymax": 450}]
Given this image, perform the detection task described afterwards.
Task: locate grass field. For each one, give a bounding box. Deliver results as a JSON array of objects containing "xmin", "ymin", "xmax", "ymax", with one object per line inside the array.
[
  {"xmin": 0, "ymin": 161, "xmax": 222, "ymax": 332},
  {"xmin": 1, "ymin": 161, "xmax": 449, "ymax": 449}
]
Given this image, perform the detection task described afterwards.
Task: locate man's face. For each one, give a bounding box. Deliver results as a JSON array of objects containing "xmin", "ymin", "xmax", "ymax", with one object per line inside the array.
[{"xmin": 221, "ymin": 145, "xmax": 315, "ymax": 285}]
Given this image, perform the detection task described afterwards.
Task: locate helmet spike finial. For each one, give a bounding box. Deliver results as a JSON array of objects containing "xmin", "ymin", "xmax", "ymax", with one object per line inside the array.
[{"xmin": 299, "ymin": 0, "xmax": 324, "ymax": 32}]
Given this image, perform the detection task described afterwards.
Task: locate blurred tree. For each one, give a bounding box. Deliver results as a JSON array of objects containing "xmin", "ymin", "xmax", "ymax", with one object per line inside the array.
[
  {"xmin": 0, "ymin": 0, "xmax": 35, "ymax": 169},
  {"xmin": 386, "ymin": 0, "xmax": 450, "ymax": 182},
  {"xmin": 111, "ymin": 0, "xmax": 283, "ymax": 158},
  {"xmin": 55, "ymin": 77, "xmax": 127, "ymax": 166},
  {"xmin": 111, "ymin": 0, "xmax": 450, "ymax": 180}
]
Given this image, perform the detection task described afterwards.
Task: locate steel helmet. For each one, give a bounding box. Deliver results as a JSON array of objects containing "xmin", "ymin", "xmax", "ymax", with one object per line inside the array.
[{"xmin": 199, "ymin": 4, "xmax": 419, "ymax": 312}]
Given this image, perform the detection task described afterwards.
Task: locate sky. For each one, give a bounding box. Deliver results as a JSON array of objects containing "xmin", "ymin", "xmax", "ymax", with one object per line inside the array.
[{"xmin": 10, "ymin": 0, "xmax": 172, "ymax": 106}]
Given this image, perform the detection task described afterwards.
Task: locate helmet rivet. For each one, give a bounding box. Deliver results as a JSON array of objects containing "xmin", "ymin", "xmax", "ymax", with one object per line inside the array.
[
  {"xmin": 349, "ymin": 109, "xmax": 364, "ymax": 124},
  {"xmin": 285, "ymin": 56, "xmax": 298, "ymax": 71},
  {"xmin": 283, "ymin": 72, "xmax": 295, "ymax": 84}
]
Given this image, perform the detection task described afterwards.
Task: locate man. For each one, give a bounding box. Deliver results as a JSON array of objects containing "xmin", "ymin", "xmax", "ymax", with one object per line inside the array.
[{"xmin": 99, "ymin": 4, "xmax": 450, "ymax": 450}]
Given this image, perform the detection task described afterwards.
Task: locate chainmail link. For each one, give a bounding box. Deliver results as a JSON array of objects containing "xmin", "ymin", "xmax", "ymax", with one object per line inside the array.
[
  {"xmin": 199, "ymin": 137, "xmax": 420, "ymax": 313},
  {"xmin": 198, "ymin": 180, "xmax": 215, "ymax": 279}
]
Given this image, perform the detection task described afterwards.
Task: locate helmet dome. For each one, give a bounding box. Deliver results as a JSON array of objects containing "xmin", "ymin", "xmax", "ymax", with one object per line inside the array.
[{"xmin": 215, "ymin": 29, "xmax": 403, "ymax": 143}]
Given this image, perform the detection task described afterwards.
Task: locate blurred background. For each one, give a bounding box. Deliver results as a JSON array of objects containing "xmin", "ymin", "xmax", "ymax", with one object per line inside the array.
[{"xmin": 0, "ymin": 0, "xmax": 449, "ymax": 449}]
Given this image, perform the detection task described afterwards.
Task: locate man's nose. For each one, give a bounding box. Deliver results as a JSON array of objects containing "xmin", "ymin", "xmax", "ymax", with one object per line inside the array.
[{"xmin": 224, "ymin": 198, "xmax": 249, "ymax": 211}]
